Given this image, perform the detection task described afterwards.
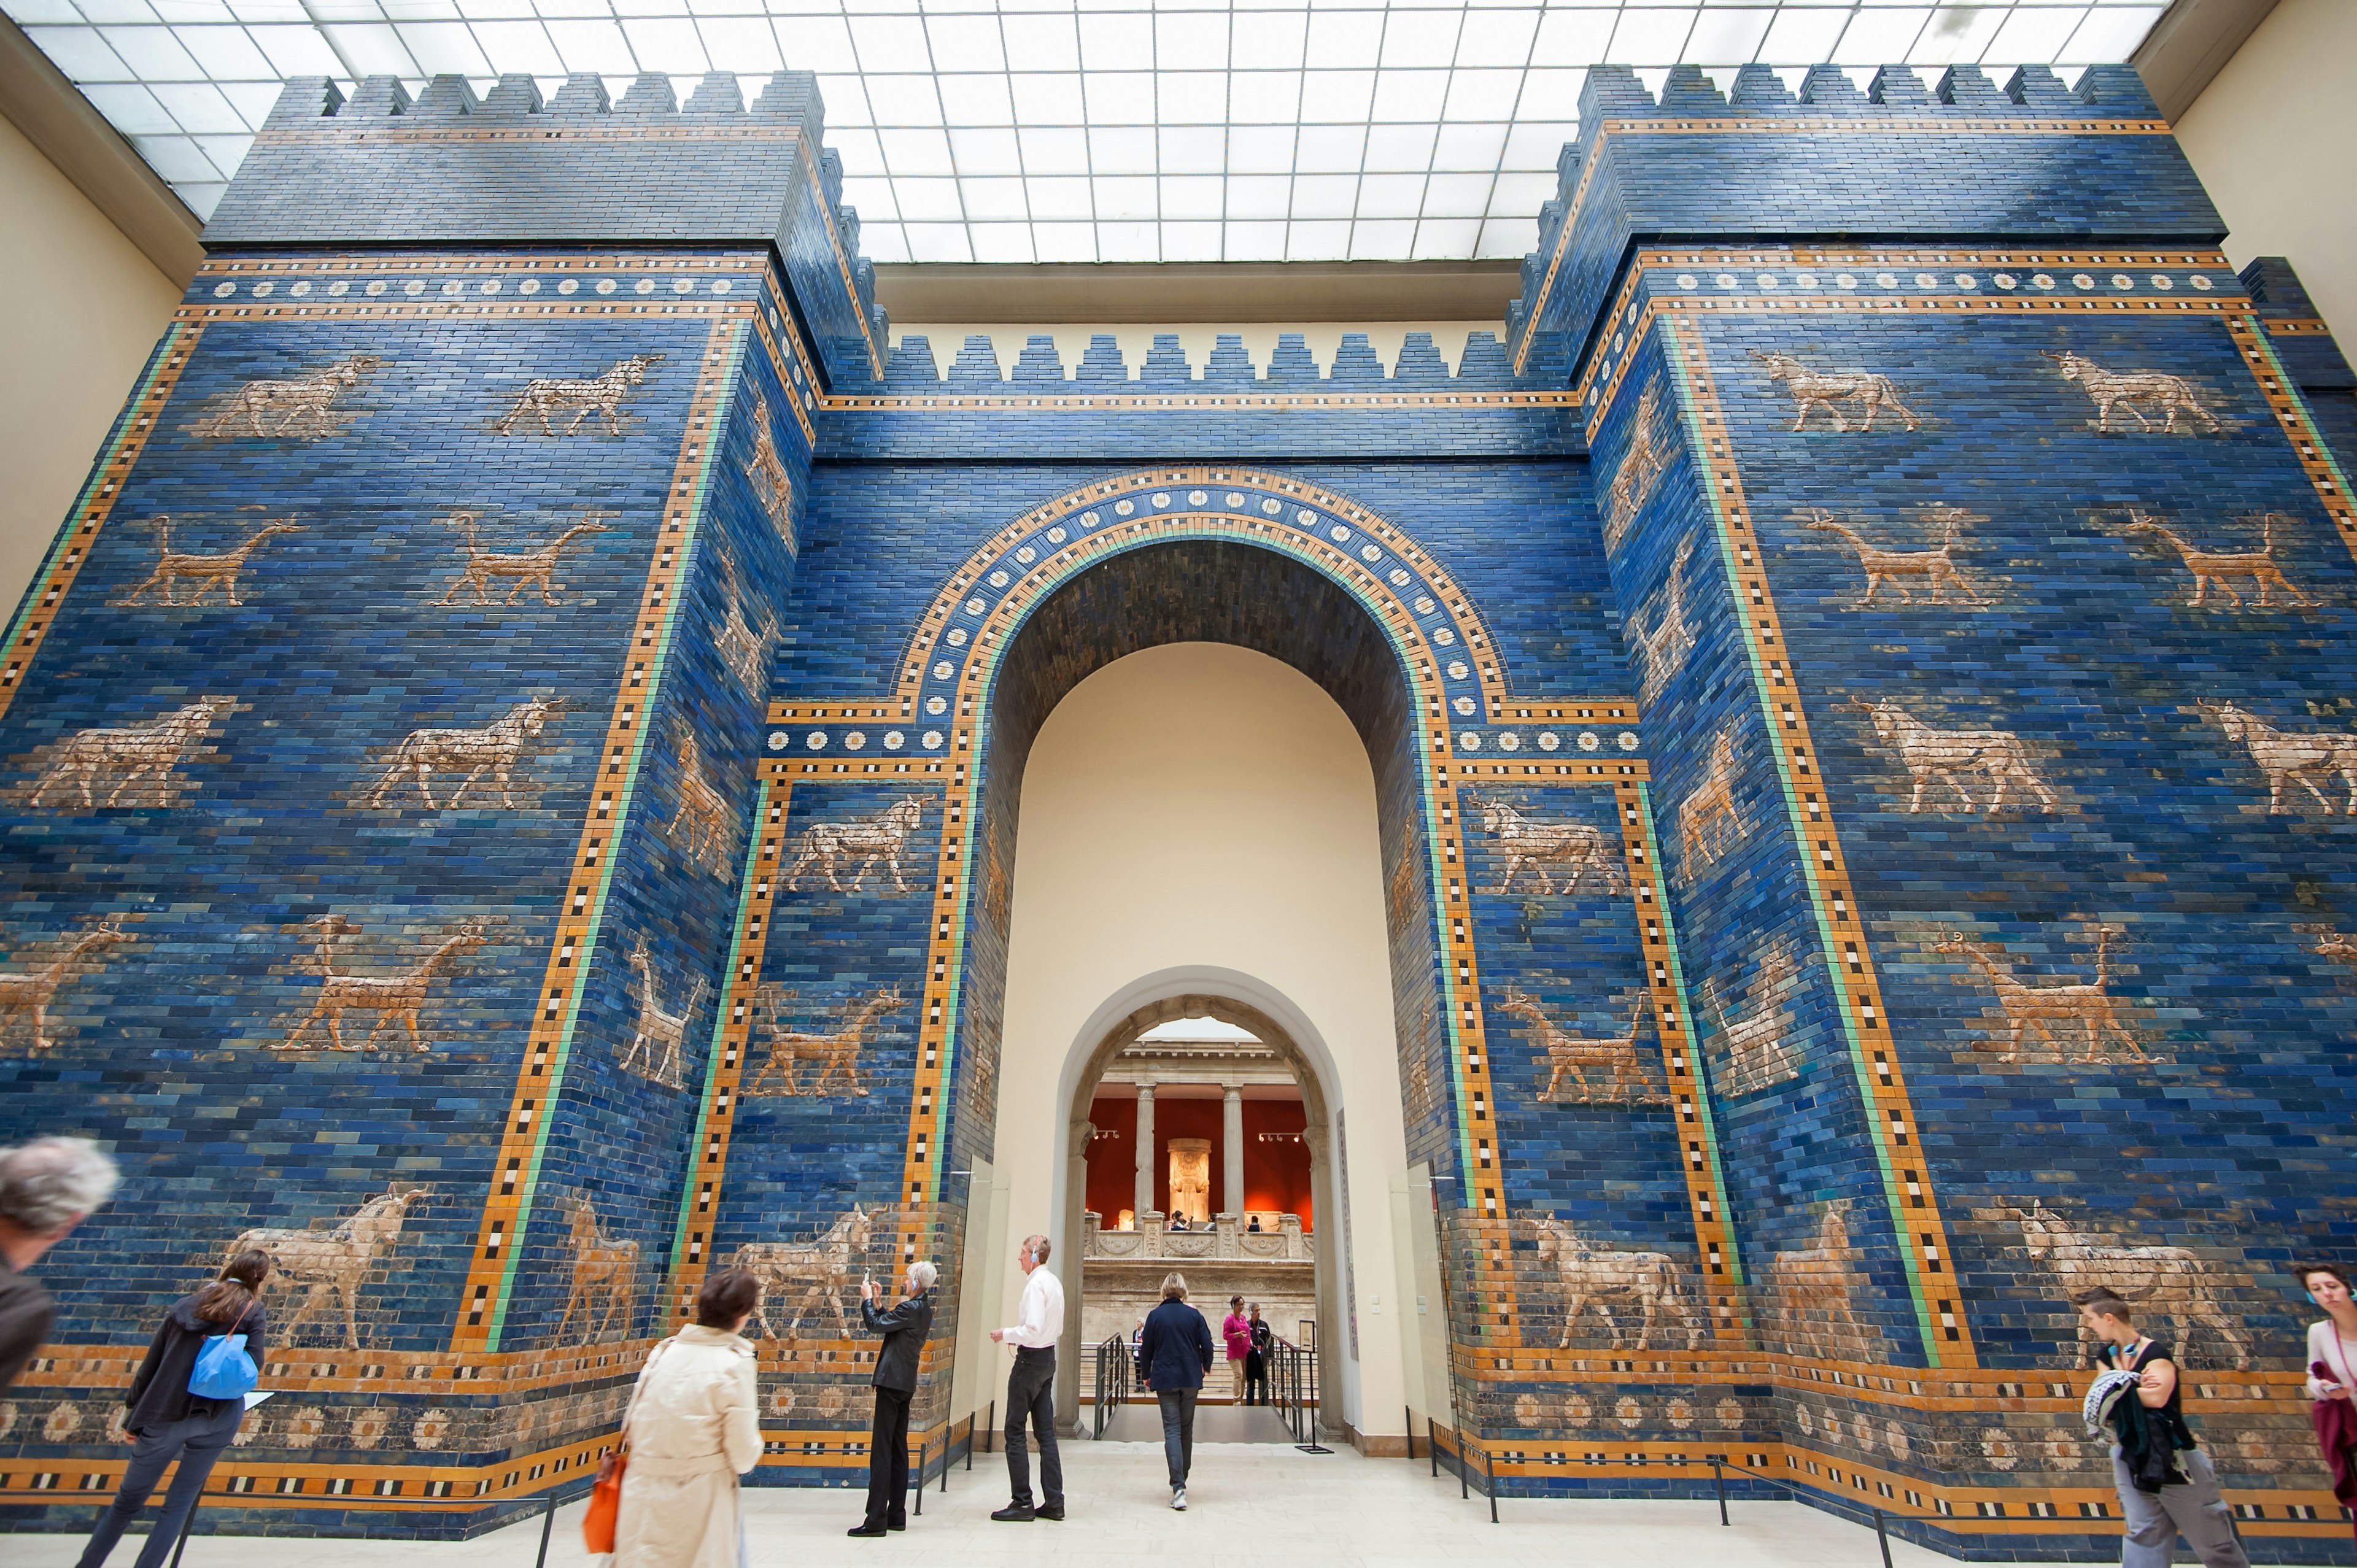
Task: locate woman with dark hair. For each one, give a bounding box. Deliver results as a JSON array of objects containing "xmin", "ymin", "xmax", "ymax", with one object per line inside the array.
[
  {"xmin": 75, "ymin": 1249, "xmax": 270, "ymax": 1568},
  {"xmin": 2299, "ymin": 1261, "xmax": 2357, "ymax": 1542},
  {"xmin": 613, "ymin": 1267, "xmax": 762, "ymax": 1568}
]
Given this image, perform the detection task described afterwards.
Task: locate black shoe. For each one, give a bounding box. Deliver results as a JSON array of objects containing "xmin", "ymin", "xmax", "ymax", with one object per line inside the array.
[
  {"xmin": 1036, "ymin": 1504, "xmax": 1065, "ymax": 1521},
  {"xmin": 888, "ymin": 1520, "xmax": 906, "ymax": 1532},
  {"xmin": 992, "ymin": 1503, "xmax": 1036, "ymax": 1522},
  {"xmin": 848, "ymin": 1524, "xmax": 888, "ymax": 1538}
]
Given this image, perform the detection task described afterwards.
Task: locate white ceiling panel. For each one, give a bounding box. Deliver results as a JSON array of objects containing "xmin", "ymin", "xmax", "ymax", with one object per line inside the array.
[{"xmin": 10, "ymin": 0, "xmax": 2164, "ymax": 263}]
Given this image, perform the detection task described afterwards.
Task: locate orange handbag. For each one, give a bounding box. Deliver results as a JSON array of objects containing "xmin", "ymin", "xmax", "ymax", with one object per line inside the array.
[
  {"xmin": 582, "ymin": 1450, "xmax": 627, "ymax": 1554},
  {"xmin": 585, "ymin": 1338, "xmax": 672, "ymax": 1554}
]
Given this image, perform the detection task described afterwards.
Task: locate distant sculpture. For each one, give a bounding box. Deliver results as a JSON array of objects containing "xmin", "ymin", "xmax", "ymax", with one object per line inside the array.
[
  {"xmin": 745, "ymin": 986, "xmax": 902, "ymax": 1097},
  {"xmin": 2118, "ymin": 510, "xmax": 2314, "ymax": 609},
  {"xmin": 29, "ymin": 696, "xmax": 234, "ymax": 811},
  {"xmin": 367, "ymin": 698, "xmax": 562, "ymax": 811},
  {"xmin": 553, "ymin": 1199, "xmax": 639, "ymax": 1345},
  {"xmin": 194, "ymin": 353, "xmax": 385, "ymax": 440},
  {"xmin": 114, "ymin": 512, "xmax": 305, "ymax": 608},
  {"xmin": 438, "ymin": 510, "xmax": 611, "ymax": 606},
  {"xmin": 1477, "ymin": 800, "xmax": 1618, "ymax": 897},
  {"xmin": 2006, "ymin": 1201, "xmax": 2250, "ymax": 1369},
  {"xmin": 228, "ymin": 1183, "xmax": 427, "ymax": 1349},
  {"xmin": 735, "ymin": 1205, "xmax": 875, "ymax": 1340},
  {"xmin": 2043, "ymin": 350, "xmax": 2220, "ymax": 434},
  {"xmin": 784, "ymin": 796, "xmax": 927, "ymax": 894},
  {"xmin": 1935, "ymin": 926, "xmax": 2148, "ymax": 1064},
  {"xmin": 494, "ymin": 352, "xmax": 664, "ymax": 438},
  {"xmin": 281, "ymin": 916, "xmax": 485, "ymax": 1054},
  {"xmin": 1531, "ymin": 1216, "xmax": 1693, "ymax": 1350},
  {"xmin": 0, "ymin": 920, "xmax": 131, "ymax": 1051},
  {"xmin": 1754, "ymin": 351, "xmax": 1922, "ymax": 433}
]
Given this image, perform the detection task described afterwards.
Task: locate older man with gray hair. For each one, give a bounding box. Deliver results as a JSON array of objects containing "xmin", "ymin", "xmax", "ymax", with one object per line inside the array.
[
  {"xmin": 848, "ymin": 1258, "xmax": 937, "ymax": 1538},
  {"xmin": 0, "ymin": 1137, "xmax": 120, "ymax": 1391}
]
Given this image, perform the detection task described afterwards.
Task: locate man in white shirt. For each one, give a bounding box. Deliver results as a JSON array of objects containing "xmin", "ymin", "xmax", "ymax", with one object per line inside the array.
[{"xmin": 987, "ymin": 1233, "xmax": 1064, "ymax": 1521}]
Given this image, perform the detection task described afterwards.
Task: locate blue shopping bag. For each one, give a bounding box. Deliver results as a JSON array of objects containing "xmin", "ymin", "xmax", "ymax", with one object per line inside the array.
[{"xmin": 188, "ymin": 1333, "xmax": 257, "ymax": 1400}]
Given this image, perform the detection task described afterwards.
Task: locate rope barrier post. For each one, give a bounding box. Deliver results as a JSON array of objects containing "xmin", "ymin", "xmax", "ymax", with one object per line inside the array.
[
  {"xmin": 1405, "ymin": 1405, "xmax": 1414, "ymax": 1461},
  {"xmin": 1428, "ymin": 1416, "xmax": 1439, "ymax": 1478},
  {"xmin": 1484, "ymin": 1443, "xmax": 1498, "ymax": 1524},
  {"xmin": 941, "ymin": 1422, "xmax": 951, "ymax": 1493},
  {"xmin": 166, "ymin": 1491, "xmax": 201, "ymax": 1568},
  {"xmin": 913, "ymin": 1432, "xmax": 926, "ymax": 1516},
  {"xmin": 966, "ymin": 1411, "xmax": 974, "ymax": 1471},
  {"xmin": 1873, "ymin": 1506, "xmax": 1892, "ymax": 1568},
  {"xmin": 533, "ymin": 1491, "xmax": 559, "ymax": 1568},
  {"xmin": 1714, "ymin": 1459, "xmax": 1728, "ymax": 1527},
  {"xmin": 1460, "ymin": 1429, "xmax": 1469, "ymax": 1499}
]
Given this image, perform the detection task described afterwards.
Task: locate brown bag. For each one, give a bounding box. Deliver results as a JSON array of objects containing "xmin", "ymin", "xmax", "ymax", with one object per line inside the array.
[{"xmin": 584, "ymin": 1338, "xmax": 675, "ymax": 1554}]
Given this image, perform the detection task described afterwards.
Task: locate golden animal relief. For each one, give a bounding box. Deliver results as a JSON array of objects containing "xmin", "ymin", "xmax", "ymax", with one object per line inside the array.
[
  {"xmin": 712, "ymin": 550, "xmax": 782, "ymax": 690},
  {"xmin": 114, "ymin": 512, "xmax": 305, "ymax": 608},
  {"xmin": 1603, "ymin": 380, "xmax": 1670, "ymax": 554},
  {"xmin": 0, "ymin": 919, "xmax": 130, "ymax": 1051},
  {"xmin": 735, "ymin": 1206, "xmax": 874, "ymax": 1341},
  {"xmin": 1700, "ymin": 943, "xmax": 1802, "ymax": 1097},
  {"xmin": 1935, "ymin": 926, "xmax": 2149, "ymax": 1064},
  {"xmin": 438, "ymin": 510, "xmax": 613, "ymax": 607},
  {"xmin": 2197, "ymin": 701, "xmax": 2357, "ymax": 814},
  {"xmin": 619, "ymin": 937, "xmax": 703, "ymax": 1090},
  {"xmin": 1768, "ymin": 1200, "xmax": 1871, "ymax": 1361},
  {"xmin": 2002, "ymin": 1202, "xmax": 2251, "ymax": 1369},
  {"xmin": 366, "ymin": 698, "xmax": 562, "ymax": 811},
  {"xmin": 744, "ymin": 985, "xmax": 903, "ymax": 1097},
  {"xmin": 1477, "ymin": 800, "xmax": 1621, "ymax": 897},
  {"xmin": 785, "ymin": 795, "xmax": 929, "ymax": 894},
  {"xmin": 1679, "ymin": 728, "xmax": 1744, "ymax": 870},
  {"xmin": 2111, "ymin": 509, "xmax": 2316, "ymax": 609},
  {"xmin": 1627, "ymin": 538, "xmax": 1695, "ymax": 701},
  {"xmin": 228, "ymin": 1183, "xmax": 427, "ymax": 1349},
  {"xmin": 1800, "ymin": 506, "xmax": 1990, "ymax": 607},
  {"xmin": 554, "ymin": 1198, "xmax": 638, "ymax": 1345},
  {"xmin": 1860, "ymin": 699, "xmax": 2058, "ymax": 815},
  {"xmin": 493, "ymin": 352, "xmax": 664, "ymax": 438},
  {"xmin": 279, "ymin": 914, "xmax": 486, "ymax": 1053},
  {"xmin": 190, "ymin": 353, "xmax": 387, "ymax": 441},
  {"xmin": 1530, "ymin": 1216, "xmax": 1697, "ymax": 1350},
  {"xmin": 664, "ymin": 728, "xmax": 735, "ymax": 875},
  {"xmin": 1497, "ymin": 987, "xmax": 1662, "ymax": 1105},
  {"xmin": 1753, "ymin": 351, "xmax": 1922, "ymax": 433},
  {"xmin": 2043, "ymin": 350, "xmax": 2221, "ymax": 434},
  {"xmin": 743, "ymin": 393, "xmax": 797, "ymax": 554},
  {"xmin": 28, "ymin": 695, "xmax": 234, "ymax": 811}
]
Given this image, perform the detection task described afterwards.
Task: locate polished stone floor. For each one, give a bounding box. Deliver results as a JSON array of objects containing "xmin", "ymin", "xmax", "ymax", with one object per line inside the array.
[{"xmin": 6, "ymin": 1437, "xmax": 2188, "ymax": 1567}]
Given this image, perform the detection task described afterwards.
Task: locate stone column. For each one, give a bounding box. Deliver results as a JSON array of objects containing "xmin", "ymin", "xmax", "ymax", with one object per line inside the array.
[
  {"xmin": 1133, "ymin": 1079, "xmax": 1156, "ymax": 1224},
  {"xmin": 1221, "ymin": 1084, "xmax": 1245, "ymax": 1219}
]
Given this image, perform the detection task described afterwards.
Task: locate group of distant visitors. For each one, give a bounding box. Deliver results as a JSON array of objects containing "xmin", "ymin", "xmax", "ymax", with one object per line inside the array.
[{"xmin": 16, "ymin": 1133, "xmax": 2357, "ymax": 1562}]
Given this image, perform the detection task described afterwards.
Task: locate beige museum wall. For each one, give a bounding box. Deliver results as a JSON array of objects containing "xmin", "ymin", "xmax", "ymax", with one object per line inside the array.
[
  {"xmin": 2173, "ymin": 0, "xmax": 2357, "ymax": 341},
  {"xmin": 0, "ymin": 111, "xmax": 180, "ymax": 616},
  {"xmin": 991, "ymin": 641, "xmax": 1411, "ymax": 1437}
]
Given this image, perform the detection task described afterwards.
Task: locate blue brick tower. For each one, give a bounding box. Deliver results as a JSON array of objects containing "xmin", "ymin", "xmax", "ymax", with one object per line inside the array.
[{"xmin": 2, "ymin": 55, "xmax": 2355, "ymax": 1561}]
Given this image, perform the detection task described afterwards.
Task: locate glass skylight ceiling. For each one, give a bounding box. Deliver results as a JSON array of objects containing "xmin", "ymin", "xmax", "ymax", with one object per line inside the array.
[{"xmin": 10, "ymin": 0, "xmax": 2164, "ymax": 263}]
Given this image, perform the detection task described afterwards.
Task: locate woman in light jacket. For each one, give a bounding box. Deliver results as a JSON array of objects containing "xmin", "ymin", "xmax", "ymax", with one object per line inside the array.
[{"xmin": 614, "ymin": 1268, "xmax": 762, "ymax": 1568}]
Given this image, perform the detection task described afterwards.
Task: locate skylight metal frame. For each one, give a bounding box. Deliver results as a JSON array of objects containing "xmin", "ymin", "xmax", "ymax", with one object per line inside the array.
[{"xmin": 6, "ymin": 0, "xmax": 2166, "ymax": 264}]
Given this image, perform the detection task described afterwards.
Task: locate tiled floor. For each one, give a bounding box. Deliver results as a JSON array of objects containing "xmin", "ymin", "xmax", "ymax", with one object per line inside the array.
[{"xmin": 4, "ymin": 1438, "xmax": 2158, "ymax": 1568}]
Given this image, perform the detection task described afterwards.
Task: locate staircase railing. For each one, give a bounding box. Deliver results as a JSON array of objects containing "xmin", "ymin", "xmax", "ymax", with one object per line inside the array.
[{"xmin": 1090, "ymin": 1332, "xmax": 1135, "ymax": 1438}]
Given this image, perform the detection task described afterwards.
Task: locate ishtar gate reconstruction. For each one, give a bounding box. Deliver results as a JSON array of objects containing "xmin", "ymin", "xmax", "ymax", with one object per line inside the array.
[{"xmin": 3, "ymin": 2, "xmax": 2357, "ymax": 1560}]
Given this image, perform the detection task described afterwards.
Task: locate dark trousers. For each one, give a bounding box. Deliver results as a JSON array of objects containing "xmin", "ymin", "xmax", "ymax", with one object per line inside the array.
[
  {"xmin": 1244, "ymin": 1354, "xmax": 1268, "ymax": 1405},
  {"xmin": 1157, "ymin": 1389, "xmax": 1199, "ymax": 1489},
  {"xmin": 864, "ymin": 1386, "xmax": 911, "ymax": 1528},
  {"xmin": 76, "ymin": 1401, "xmax": 243, "ymax": 1568},
  {"xmin": 1004, "ymin": 1345, "xmax": 1062, "ymax": 1508}
]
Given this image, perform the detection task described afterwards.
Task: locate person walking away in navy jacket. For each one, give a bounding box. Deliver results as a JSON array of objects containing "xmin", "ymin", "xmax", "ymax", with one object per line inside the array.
[
  {"xmin": 1139, "ymin": 1272, "xmax": 1215, "ymax": 1510},
  {"xmin": 76, "ymin": 1249, "xmax": 269, "ymax": 1568}
]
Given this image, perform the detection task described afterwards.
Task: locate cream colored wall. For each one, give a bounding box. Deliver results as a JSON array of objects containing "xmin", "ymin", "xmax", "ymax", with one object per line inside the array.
[
  {"xmin": 2173, "ymin": 0, "xmax": 2357, "ymax": 340},
  {"xmin": 991, "ymin": 641, "xmax": 1410, "ymax": 1437},
  {"xmin": 0, "ymin": 111, "xmax": 181, "ymax": 616}
]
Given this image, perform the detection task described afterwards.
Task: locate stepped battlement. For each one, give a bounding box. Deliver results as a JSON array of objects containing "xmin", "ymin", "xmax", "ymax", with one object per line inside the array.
[
  {"xmin": 856, "ymin": 329, "xmax": 1525, "ymax": 392},
  {"xmin": 206, "ymin": 71, "xmax": 888, "ymax": 382}
]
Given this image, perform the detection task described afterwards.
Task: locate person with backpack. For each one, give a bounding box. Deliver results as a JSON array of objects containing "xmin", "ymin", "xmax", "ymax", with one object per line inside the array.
[{"xmin": 75, "ymin": 1249, "xmax": 270, "ymax": 1568}]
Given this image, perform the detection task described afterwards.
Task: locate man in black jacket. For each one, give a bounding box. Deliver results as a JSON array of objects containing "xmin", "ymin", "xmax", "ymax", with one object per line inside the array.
[{"xmin": 849, "ymin": 1260, "xmax": 936, "ymax": 1538}]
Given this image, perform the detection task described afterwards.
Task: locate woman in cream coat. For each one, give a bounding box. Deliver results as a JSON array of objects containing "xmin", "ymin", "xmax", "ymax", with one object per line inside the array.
[{"xmin": 615, "ymin": 1269, "xmax": 763, "ymax": 1568}]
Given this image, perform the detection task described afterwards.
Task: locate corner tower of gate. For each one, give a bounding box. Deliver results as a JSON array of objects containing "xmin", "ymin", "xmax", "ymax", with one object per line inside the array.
[{"xmin": 1538, "ymin": 60, "xmax": 2357, "ymax": 1549}]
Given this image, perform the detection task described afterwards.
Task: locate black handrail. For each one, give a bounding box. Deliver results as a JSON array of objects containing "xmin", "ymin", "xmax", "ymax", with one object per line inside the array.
[
  {"xmin": 1263, "ymin": 1337, "xmax": 1329, "ymax": 1452},
  {"xmin": 1091, "ymin": 1332, "xmax": 1135, "ymax": 1438}
]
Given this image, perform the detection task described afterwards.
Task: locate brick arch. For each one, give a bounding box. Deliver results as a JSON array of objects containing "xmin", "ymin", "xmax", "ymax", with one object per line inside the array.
[{"xmin": 892, "ymin": 467, "xmax": 1512, "ymax": 740}]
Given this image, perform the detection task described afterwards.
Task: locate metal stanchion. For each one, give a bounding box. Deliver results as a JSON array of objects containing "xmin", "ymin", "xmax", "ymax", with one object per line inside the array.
[
  {"xmin": 1873, "ymin": 1507, "xmax": 1893, "ymax": 1568},
  {"xmin": 1404, "ymin": 1405, "xmax": 1414, "ymax": 1461},
  {"xmin": 986, "ymin": 1399, "xmax": 995, "ymax": 1454},
  {"xmin": 1459, "ymin": 1429, "xmax": 1469, "ymax": 1500},
  {"xmin": 1483, "ymin": 1444, "xmax": 1498, "ymax": 1524},
  {"xmin": 913, "ymin": 1432, "xmax": 926, "ymax": 1516},
  {"xmin": 941, "ymin": 1423, "xmax": 951, "ymax": 1493},
  {"xmin": 533, "ymin": 1491, "xmax": 559, "ymax": 1568},
  {"xmin": 1713, "ymin": 1459, "xmax": 1728, "ymax": 1527},
  {"xmin": 966, "ymin": 1412, "xmax": 975, "ymax": 1470},
  {"xmin": 166, "ymin": 1499, "xmax": 201, "ymax": 1568},
  {"xmin": 1428, "ymin": 1416, "xmax": 1439, "ymax": 1478}
]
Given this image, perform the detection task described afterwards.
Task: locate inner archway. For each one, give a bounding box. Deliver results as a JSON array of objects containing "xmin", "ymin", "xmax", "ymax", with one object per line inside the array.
[{"xmin": 978, "ymin": 633, "xmax": 1416, "ymax": 1446}]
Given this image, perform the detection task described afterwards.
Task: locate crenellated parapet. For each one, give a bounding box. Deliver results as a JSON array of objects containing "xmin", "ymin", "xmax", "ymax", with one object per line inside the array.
[
  {"xmin": 1504, "ymin": 61, "xmax": 2221, "ymax": 384},
  {"xmin": 203, "ymin": 71, "xmax": 887, "ymax": 384},
  {"xmin": 861, "ymin": 328, "xmax": 1524, "ymax": 391}
]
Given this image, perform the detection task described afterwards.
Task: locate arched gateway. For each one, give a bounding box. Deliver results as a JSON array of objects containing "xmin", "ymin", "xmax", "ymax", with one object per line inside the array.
[{"xmin": 1, "ymin": 57, "xmax": 2349, "ymax": 1559}]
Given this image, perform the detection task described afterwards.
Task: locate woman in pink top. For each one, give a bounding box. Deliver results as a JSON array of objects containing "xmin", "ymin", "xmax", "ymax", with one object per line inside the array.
[
  {"xmin": 2301, "ymin": 1261, "xmax": 2357, "ymax": 1543},
  {"xmin": 1221, "ymin": 1296, "xmax": 1252, "ymax": 1404}
]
